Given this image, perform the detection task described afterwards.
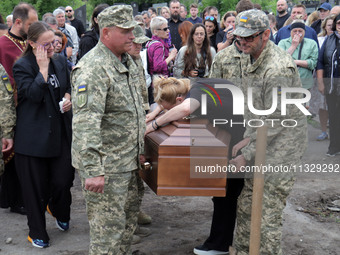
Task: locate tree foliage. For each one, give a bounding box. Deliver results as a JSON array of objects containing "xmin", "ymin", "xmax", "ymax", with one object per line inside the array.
[
  {"xmin": 0, "ymin": 0, "xmax": 280, "ymax": 26},
  {"xmin": 199, "ymin": 0, "xmax": 277, "ymax": 16},
  {"xmin": 0, "ymin": 0, "xmax": 85, "ymax": 20}
]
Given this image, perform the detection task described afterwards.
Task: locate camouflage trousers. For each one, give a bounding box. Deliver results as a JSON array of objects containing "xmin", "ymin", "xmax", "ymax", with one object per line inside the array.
[
  {"xmin": 81, "ymin": 170, "xmax": 141, "ymax": 255},
  {"xmin": 234, "ymin": 169, "xmax": 296, "ymax": 255}
]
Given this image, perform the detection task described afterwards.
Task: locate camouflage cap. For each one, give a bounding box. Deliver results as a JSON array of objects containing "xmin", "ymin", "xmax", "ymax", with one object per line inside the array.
[
  {"xmin": 233, "ymin": 9, "xmax": 269, "ymax": 37},
  {"xmin": 98, "ymin": 5, "xmax": 138, "ymax": 29},
  {"xmin": 133, "ymin": 26, "xmax": 151, "ymax": 44}
]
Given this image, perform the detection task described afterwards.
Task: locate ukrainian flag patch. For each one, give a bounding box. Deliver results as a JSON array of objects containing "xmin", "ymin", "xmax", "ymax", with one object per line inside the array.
[
  {"xmin": 78, "ymin": 85, "xmax": 86, "ymax": 92},
  {"xmin": 278, "ymin": 86, "xmax": 282, "ymax": 96},
  {"xmin": 1, "ymin": 75, "xmax": 13, "ymax": 93},
  {"xmin": 240, "ymin": 16, "xmax": 248, "ymax": 23}
]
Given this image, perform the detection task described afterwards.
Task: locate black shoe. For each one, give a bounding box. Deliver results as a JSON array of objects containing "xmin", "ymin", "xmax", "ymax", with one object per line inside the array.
[
  {"xmin": 326, "ymin": 149, "xmax": 340, "ymax": 157},
  {"xmin": 193, "ymin": 244, "xmax": 229, "ymax": 255},
  {"xmin": 10, "ymin": 206, "xmax": 27, "ymax": 215}
]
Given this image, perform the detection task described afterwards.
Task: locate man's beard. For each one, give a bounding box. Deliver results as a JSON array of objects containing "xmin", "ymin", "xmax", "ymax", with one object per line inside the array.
[
  {"xmin": 19, "ymin": 27, "xmax": 27, "ymax": 40},
  {"xmin": 277, "ymin": 9, "xmax": 286, "ymax": 15},
  {"xmin": 171, "ymin": 13, "xmax": 180, "ymax": 20}
]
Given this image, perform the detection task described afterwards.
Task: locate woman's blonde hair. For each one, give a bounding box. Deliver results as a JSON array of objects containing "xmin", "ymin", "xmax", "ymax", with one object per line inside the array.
[
  {"xmin": 318, "ymin": 14, "xmax": 336, "ymax": 37},
  {"xmin": 153, "ymin": 76, "xmax": 191, "ymax": 104}
]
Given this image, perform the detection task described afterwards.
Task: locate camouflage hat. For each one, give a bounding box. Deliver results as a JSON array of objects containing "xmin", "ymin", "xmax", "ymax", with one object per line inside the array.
[
  {"xmin": 98, "ymin": 5, "xmax": 138, "ymax": 29},
  {"xmin": 233, "ymin": 9, "xmax": 269, "ymax": 37},
  {"xmin": 133, "ymin": 26, "xmax": 151, "ymax": 44}
]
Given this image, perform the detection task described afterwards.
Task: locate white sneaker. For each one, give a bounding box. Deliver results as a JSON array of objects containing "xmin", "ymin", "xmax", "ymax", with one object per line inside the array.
[{"xmin": 193, "ymin": 245, "xmax": 229, "ymax": 255}]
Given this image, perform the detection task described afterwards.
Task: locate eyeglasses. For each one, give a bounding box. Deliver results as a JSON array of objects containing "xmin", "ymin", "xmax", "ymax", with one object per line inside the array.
[
  {"xmin": 37, "ymin": 40, "xmax": 56, "ymax": 49},
  {"xmin": 157, "ymin": 27, "xmax": 170, "ymax": 32},
  {"xmin": 235, "ymin": 31, "xmax": 265, "ymax": 43},
  {"xmin": 205, "ymin": 16, "xmax": 215, "ymax": 21},
  {"xmin": 65, "ymin": 10, "xmax": 72, "ymax": 13}
]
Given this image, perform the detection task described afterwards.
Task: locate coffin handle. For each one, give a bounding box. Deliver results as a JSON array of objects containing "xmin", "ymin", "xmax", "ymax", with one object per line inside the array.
[{"xmin": 141, "ymin": 162, "xmax": 152, "ymax": 171}]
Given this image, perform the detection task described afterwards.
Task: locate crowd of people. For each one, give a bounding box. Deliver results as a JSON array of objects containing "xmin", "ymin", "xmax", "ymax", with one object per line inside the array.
[{"xmin": 0, "ymin": 0, "xmax": 339, "ymax": 254}]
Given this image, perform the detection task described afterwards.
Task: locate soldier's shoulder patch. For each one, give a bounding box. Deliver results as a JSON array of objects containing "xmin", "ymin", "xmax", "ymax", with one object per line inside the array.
[
  {"xmin": 76, "ymin": 93, "xmax": 87, "ymax": 108},
  {"xmin": 1, "ymin": 75, "xmax": 13, "ymax": 93},
  {"xmin": 78, "ymin": 85, "xmax": 87, "ymax": 92},
  {"xmin": 76, "ymin": 84, "xmax": 88, "ymax": 108}
]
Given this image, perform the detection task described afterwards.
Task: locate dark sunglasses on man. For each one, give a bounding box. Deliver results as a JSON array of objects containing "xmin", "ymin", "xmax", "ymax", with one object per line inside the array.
[{"xmin": 235, "ymin": 31, "xmax": 265, "ymax": 43}]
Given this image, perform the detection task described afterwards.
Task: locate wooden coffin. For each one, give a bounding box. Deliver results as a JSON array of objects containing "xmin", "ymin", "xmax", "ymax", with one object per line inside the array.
[{"xmin": 140, "ymin": 118, "xmax": 230, "ymax": 197}]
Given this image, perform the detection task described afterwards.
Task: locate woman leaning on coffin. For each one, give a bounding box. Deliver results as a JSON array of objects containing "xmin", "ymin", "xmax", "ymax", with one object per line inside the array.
[{"xmin": 145, "ymin": 77, "xmax": 245, "ymax": 158}]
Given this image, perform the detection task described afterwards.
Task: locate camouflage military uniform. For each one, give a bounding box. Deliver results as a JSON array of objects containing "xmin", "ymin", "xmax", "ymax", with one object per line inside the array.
[
  {"xmin": 131, "ymin": 25, "xmax": 150, "ymax": 112},
  {"xmin": 0, "ymin": 64, "xmax": 15, "ymax": 176},
  {"xmin": 134, "ymin": 58, "xmax": 149, "ymax": 111},
  {"xmin": 71, "ymin": 5, "xmax": 145, "ymax": 255},
  {"xmin": 232, "ymin": 10, "xmax": 308, "ymax": 255},
  {"xmin": 209, "ymin": 42, "xmax": 242, "ymax": 86},
  {"xmin": 129, "ymin": 25, "xmax": 151, "ymax": 212}
]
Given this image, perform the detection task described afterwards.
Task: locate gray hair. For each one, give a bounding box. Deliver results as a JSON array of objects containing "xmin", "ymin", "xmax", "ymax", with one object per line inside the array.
[
  {"xmin": 150, "ymin": 16, "xmax": 168, "ymax": 34},
  {"xmin": 44, "ymin": 16, "xmax": 57, "ymax": 25},
  {"xmin": 53, "ymin": 8, "xmax": 65, "ymax": 17},
  {"xmin": 141, "ymin": 11, "xmax": 150, "ymax": 18}
]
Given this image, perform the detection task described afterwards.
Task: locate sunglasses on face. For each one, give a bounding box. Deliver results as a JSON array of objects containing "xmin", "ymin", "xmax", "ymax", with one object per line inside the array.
[
  {"xmin": 65, "ymin": 10, "xmax": 72, "ymax": 13},
  {"xmin": 205, "ymin": 16, "xmax": 215, "ymax": 21},
  {"xmin": 157, "ymin": 27, "xmax": 170, "ymax": 32},
  {"xmin": 235, "ymin": 31, "xmax": 265, "ymax": 43}
]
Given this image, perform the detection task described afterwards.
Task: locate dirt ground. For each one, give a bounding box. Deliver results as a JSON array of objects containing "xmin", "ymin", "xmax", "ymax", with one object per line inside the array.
[{"xmin": 0, "ymin": 123, "xmax": 339, "ymax": 255}]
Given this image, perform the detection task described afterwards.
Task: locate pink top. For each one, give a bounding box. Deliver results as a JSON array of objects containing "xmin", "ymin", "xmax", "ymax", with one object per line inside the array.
[{"xmin": 147, "ymin": 35, "xmax": 170, "ymax": 77}]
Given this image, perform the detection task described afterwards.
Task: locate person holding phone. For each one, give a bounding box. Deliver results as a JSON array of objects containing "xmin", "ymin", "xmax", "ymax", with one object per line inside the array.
[
  {"xmin": 13, "ymin": 21, "xmax": 74, "ymax": 248},
  {"xmin": 216, "ymin": 12, "xmax": 236, "ymax": 52}
]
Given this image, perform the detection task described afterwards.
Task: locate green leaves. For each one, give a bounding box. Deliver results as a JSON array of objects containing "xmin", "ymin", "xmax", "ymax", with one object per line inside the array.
[{"xmin": 0, "ymin": 0, "xmax": 85, "ymax": 20}]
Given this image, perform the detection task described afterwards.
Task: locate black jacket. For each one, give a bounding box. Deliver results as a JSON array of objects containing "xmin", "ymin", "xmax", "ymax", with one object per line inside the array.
[
  {"xmin": 13, "ymin": 53, "xmax": 72, "ymax": 157},
  {"xmin": 311, "ymin": 19, "xmax": 322, "ymax": 35},
  {"xmin": 321, "ymin": 33, "xmax": 340, "ymax": 95},
  {"xmin": 77, "ymin": 29, "xmax": 99, "ymax": 61}
]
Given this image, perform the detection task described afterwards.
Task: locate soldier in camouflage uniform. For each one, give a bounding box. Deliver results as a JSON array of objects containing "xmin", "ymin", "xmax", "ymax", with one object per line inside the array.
[
  {"xmin": 229, "ymin": 10, "xmax": 308, "ymax": 255},
  {"xmin": 193, "ymin": 18, "xmax": 245, "ymax": 255},
  {"xmin": 192, "ymin": 15, "xmax": 246, "ymax": 255},
  {"xmin": 129, "ymin": 25, "xmax": 151, "ymax": 112},
  {"xmin": 0, "ymin": 64, "xmax": 15, "ymax": 177},
  {"xmin": 71, "ymin": 5, "xmax": 146, "ymax": 255},
  {"xmin": 209, "ymin": 41, "xmax": 242, "ymax": 86},
  {"xmin": 128, "ymin": 25, "xmax": 153, "ymax": 230}
]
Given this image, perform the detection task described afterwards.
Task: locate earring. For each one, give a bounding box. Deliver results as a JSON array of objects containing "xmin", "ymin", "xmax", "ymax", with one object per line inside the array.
[{"xmin": 32, "ymin": 46, "xmax": 36, "ymax": 50}]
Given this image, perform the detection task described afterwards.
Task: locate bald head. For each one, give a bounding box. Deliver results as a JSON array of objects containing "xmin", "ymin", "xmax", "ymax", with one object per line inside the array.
[
  {"xmin": 277, "ymin": 0, "xmax": 288, "ymax": 15},
  {"xmin": 331, "ymin": 6, "xmax": 340, "ymax": 16}
]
